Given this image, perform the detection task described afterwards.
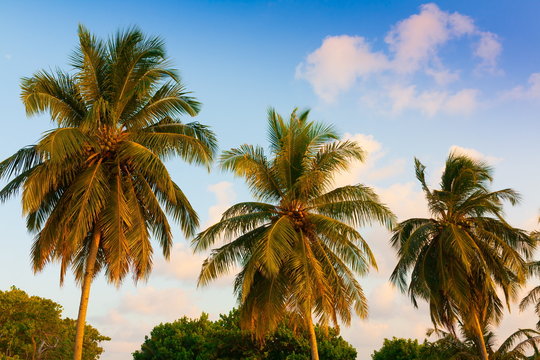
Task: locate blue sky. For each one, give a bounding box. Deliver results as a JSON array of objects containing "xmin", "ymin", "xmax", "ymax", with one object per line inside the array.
[{"xmin": 1, "ymin": 0, "xmax": 539, "ymax": 358}]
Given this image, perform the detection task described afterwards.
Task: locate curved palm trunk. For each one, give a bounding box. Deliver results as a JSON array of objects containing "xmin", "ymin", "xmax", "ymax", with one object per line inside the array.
[
  {"xmin": 305, "ymin": 310, "xmax": 320, "ymax": 360},
  {"xmin": 473, "ymin": 313, "xmax": 489, "ymax": 360},
  {"xmin": 73, "ymin": 231, "xmax": 101, "ymax": 360}
]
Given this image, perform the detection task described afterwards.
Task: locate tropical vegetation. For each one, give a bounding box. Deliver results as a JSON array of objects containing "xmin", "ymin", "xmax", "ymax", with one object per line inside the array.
[
  {"xmin": 0, "ymin": 25, "xmax": 216, "ymax": 360},
  {"xmin": 390, "ymin": 154, "xmax": 536, "ymax": 360},
  {"xmin": 520, "ymin": 226, "xmax": 540, "ymax": 330},
  {"xmin": 372, "ymin": 331, "xmax": 540, "ymax": 360},
  {"xmin": 192, "ymin": 108, "xmax": 395, "ymax": 359},
  {"xmin": 0, "ymin": 21, "xmax": 539, "ymax": 360},
  {"xmin": 133, "ymin": 309, "xmax": 357, "ymax": 360},
  {"xmin": 0, "ymin": 287, "xmax": 109, "ymax": 360}
]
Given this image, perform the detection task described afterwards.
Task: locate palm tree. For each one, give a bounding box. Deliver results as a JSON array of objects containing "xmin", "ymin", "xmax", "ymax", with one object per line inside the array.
[
  {"xmin": 520, "ymin": 222, "xmax": 540, "ymax": 330},
  {"xmin": 428, "ymin": 327, "xmax": 540, "ymax": 359},
  {"xmin": 391, "ymin": 154, "xmax": 536, "ymax": 360},
  {"xmin": 192, "ymin": 108, "xmax": 395, "ymax": 360},
  {"xmin": 0, "ymin": 25, "xmax": 217, "ymax": 360}
]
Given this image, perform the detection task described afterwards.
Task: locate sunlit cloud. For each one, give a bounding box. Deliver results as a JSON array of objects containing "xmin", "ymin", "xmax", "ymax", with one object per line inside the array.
[
  {"xmin": 501, "ymin": 72, "xmax": 540, "ymax": 100},
  {"xmin": 206, "ymin": 181, "xmax": 236, "ymax": 227},
  {"xmin": 296, "ymin": 3, "xmax": 500, "ymax": 116},
  {"xmin": 449, "ymin": 145, "xmax": 503, "ymax": 164},
  {"xmin": 94, "ymin": 286, "xmax": 202, "ymax": 360}
]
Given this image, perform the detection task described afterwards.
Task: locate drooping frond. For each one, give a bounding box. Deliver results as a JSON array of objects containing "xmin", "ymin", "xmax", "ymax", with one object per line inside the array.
[
  {"xmin": 21, "ymin": 70, "xmax": 86, "ymax": 127},
  {"xmin": 220, "ymin": 144, "xmax": 282, "ymax": 201}
]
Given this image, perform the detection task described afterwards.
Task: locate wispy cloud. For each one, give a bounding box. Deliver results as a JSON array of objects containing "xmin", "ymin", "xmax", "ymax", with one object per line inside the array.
[
  {"xmin": 501, "ymin": 73, "xmax": 540, "ymax": 100},
  {"xmin": 206, "ymin": 181, "xmax": 235, "ymax": 227},
  {"xmin": 449, "ymin": 145, "xmax": 503, "ymax": 164},
  {"xmin": 332, "ymin": 133, "xmax": 405, "ymax": 188},
  {"xmin": 388, "ymin": 85, "xmax": 479, "ymax": 116},
  {"xmin": 94, "ymin": 286, "xmax": 201, "ymax": 360}
]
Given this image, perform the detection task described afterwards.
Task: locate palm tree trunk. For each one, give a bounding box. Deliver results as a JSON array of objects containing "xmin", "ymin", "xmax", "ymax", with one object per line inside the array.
[
  {"xmin": 473, "ymin": 313, "xmax": 489, "ymax": 360},
  {"xmin": 305, "ymin": 309, "xmax": 319, "ymax": 360},
  {"xmin": 73, "ymin": 231, "xmax": 100, "ymax": 360}
]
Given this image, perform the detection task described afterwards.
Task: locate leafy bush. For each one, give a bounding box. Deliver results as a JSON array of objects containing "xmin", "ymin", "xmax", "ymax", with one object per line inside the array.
[
  {"xmin": 0, "ymin": 287, "xmax": 109, "ymax": 360},
  {"xmin": 133, "ymin": 309, "xmax": 356, "ymax": 359}
]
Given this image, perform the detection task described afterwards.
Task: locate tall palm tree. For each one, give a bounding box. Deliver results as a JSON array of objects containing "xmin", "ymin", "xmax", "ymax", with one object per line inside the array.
[
  {"xmin": 519, "ymin": 223, "xmax": 540, "ymax": 330},
  {"xmin": 0, "ymin": 25, "xmax": 217, "ymax": 360},
  {"xmin": 391, "ymin": 154, "xmax": 536, "ymax": 360},
  {"xmin": 192, "ymin": 108, "xmax": 395, "ymax": 360}
]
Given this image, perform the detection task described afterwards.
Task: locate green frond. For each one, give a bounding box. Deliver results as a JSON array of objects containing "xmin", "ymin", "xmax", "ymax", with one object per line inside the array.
[
  {"xmin": 220, "ymin": 144, "xmax": 282, "ymax": 201},
  {"xmin": 130, "ymin": 175, "xmax": 173, "ymax": 256},
  {"xmin": 296, "ymin": 140, "xmax": 365, "ymax": 197},
  {"xmin": 134, "ymin": 123, "xmax": 216, "ymax": 166},
  {"xmin": 98, "ymin": 166, "xmax": 132, "ymax": 284},
  {"xmin": 311, "ymin": 185, "xmax": 396, "ymax": 229},
  {"xmin": 252, "ymin": 216, "xmax": 296, "ymax": 277},
  {"xmin": 198, "ymin": 226, "xmax": 267, "ymax": 287},
  {"xmin": 37, "ymin": 127, "xmax": 91, "ymax": 162},
  {"xmin": 124, "ymin": 82, "xmax": 200, "ymax": 129},
  {"xmin": 0, "ymin": 146, "xmax": 42, "ymax": 180},
  {"xmin": 70, "ymin": 24, "xmax": 108, "ymax": 104},
  {"xmin": 21, "ymin": 70, "xmax": 86, "ymax": 126},
  {"xmin": 192, "ymin": 210, "xmax": 273, "ymax": 252}
]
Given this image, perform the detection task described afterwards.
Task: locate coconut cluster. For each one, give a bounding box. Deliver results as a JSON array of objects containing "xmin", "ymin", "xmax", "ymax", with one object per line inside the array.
[
  {"xmin": 97, "ymin": 125, "xmax": 120, "ymax": 155},
  {"xmin": 277, "ymin": 207, "xmax": 311, "ymax": 232},
  {"xmin": 82, "ymin": 125, "xmax": 126, "ymax": 164}
]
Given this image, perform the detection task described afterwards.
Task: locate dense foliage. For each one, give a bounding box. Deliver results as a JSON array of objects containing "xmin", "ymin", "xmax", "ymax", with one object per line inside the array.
[
  {"xmin": 132, "ymin": 309, "xmax": 357, "ymax": 360},
  {"xmin": 371, "ymin": 331, "xmax": 540, "ymax": 360},
  {"xmin": 0, "ymin": 287, "xmax": 109, "ymax": 360},
  {"xmin": 371, "ymin": 338, "xmax": 422, "ymax": 360},
  {"xmin": 371, "ymin": 336, "xmax": 470, "ymax": 360}
]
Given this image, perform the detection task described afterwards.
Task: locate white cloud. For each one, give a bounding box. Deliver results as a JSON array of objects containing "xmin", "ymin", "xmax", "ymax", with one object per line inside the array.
[
  {"xmin": 474, "ymin": 32, "xmax": 502, "ymax": 73},
  {"xmin": 122, "ymin": 286, "xmax": 199, "ymax": 319},
  {"xmin": 295, "ymin": 35, "xmax": 389, "ymax": 102},
  {"xmin": 376, "ymin": 182, "xmax": 428, "ymax": 221},
  {"xmin": 388, "ymin": 85, "xmax": 479, "ymax": 116},
  {"xmin": 206, "ymin": 181, "xmax": 235, "ymax": 227},
  {"xmin": 153, "ymin": 242, "xmax": 204, "ymax": 282},
  {"xmin": 297, "ymin": 3, "xmax": 501, "ymax": 115},
  {"xmin": 425, "ymin": 67, "xmax": 460, "ymax": 85},
  {"xmin": 444, "ymin": 89, "xmax": 480, "ymax": 114},
  {"xmin": 385, "ymin": 3, "xmax": 475, "ymax": 74},
  {"xmin": 449, "ymin": 145, "xmax": 503, "ymax": 164},
  {"xmin": 502, "ymin": 73, "xmax": 540, "ymax": 100},
  {"xmin": 3, "ymin": 54, "xmax": 12, "ymax": 60},
  {"xmin": 95, "ymin": 287, "xmax": 202, "ymax": 360},
  {"xmin": 332, "ymin": 133, "xmax": 406, "ymax": 189}
]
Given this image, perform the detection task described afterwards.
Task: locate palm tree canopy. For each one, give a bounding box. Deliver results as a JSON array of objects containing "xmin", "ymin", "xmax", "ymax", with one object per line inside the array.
[
  {"xmin": 428, "ymin": 326, "xmax": 540, "ymax": 360},
  {"xmin": 0, "ymin": 25, "xmax": 217, "ymax": 285},
  {"xmin": 192, "ymin": 108, "xmax": 395, "ymax": 339},
  {"xmin": 519, "ymin": 226, "xmax": 540, "ymax": 331},
  {"xmin": 391, "ymin": 154, "xmax": 535, "ymax": 334}
]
